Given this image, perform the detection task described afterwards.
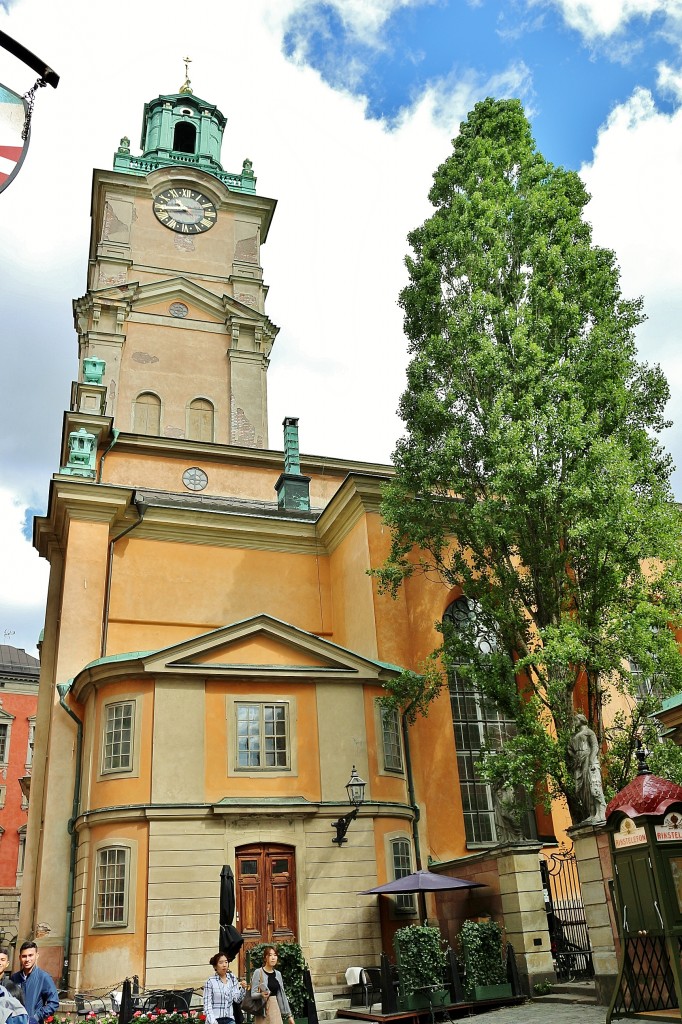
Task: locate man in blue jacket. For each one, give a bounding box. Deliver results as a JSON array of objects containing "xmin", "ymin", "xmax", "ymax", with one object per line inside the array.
[{"xmin": 10, "ymin": 943, "xmax": 58, "ymax": 1024}]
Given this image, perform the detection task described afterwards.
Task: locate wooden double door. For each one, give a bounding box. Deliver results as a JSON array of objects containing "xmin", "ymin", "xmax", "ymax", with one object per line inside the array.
[{"xmin": 236, "ymin": 844, "xmax": 297, "ymax": 971}]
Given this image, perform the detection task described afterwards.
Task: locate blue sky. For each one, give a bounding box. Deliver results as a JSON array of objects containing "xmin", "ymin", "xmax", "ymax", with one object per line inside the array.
[
  {"xmin": 1, "ymin": 0, "xmax": 682, "ymax": 653},
  {"xmin": 282, "ymin": 1, "xmax": 679, "ymax": 168}
]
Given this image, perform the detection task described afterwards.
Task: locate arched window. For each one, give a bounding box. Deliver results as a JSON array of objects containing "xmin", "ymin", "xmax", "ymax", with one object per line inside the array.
[
  {"xmin": 173, "ymin": 121, "xmax": 196, "ymax": 154},
  {"xmin": 133, "ymin": 392, "xmax": 161, "ymax": 436},
  {"xmin": 187, "ymin": 398, "xmax": 214, "ymax": 442},
  {"xmin": 444, "ymin": 595, "xmax": 536, "ymax": 844}
]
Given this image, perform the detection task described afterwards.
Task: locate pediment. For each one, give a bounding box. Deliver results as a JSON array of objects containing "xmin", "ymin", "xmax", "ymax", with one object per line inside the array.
[
  {"xmin": 91, "ymin": 278, "xmax": 268, "ymax": 325},
  {"xmin": 141, "ymin": 614, "xmax": 401, "ymax": 682}
]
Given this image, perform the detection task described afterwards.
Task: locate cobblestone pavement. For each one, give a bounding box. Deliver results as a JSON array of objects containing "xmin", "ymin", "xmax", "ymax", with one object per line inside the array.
[
  {"xmin": 443, "ymin": 1002, "xmax": 607, "ymax": 1024},
  {"xmin": 336, "ymin": 1003, "xmax": 607, "ymax": 1024}
]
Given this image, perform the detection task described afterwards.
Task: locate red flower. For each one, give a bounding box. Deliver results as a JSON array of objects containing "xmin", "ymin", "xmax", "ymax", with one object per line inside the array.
[
  {"xmin": 46, "ymin": 1017, "xmax": 54, "ymax": 1022},
  {"xmin": 134, "ymin": 1014, "xmax": 142, "ymax": 1019}
]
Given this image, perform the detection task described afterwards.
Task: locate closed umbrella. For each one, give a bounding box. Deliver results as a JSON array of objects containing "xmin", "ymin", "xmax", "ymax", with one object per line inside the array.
[
  {"xmin": 219, "ymin": 865, "xmax": 244, "ymax": 961},
  {"xmin": 118, "ymin": 978, "xmax": 133, "ymax": 1024}
]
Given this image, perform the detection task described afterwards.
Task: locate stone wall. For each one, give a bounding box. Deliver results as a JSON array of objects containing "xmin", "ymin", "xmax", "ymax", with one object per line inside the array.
[
  {"xmin": 568, "ymin": 822, "xmax": 618, "ymax": 1005},
  {"xmin": 0, "ymin": 887, "xmax": 21, "ymax": 962}
]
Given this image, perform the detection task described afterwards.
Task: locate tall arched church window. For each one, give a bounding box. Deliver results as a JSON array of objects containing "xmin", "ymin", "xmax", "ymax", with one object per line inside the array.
[
  {"xmin": 173, "ymin": 121, "xmax": 196, "ymax": 154},
  {"xmin": 188, "ymin": 398, "xmax": 214, "ymax": 442},
  {"xmin": 444, "ymin": 595, "xmax": 537, "ymax": 844},
  {"xmin": 133, "ymin": 392, "xmax": 161, "ymax": 436}
]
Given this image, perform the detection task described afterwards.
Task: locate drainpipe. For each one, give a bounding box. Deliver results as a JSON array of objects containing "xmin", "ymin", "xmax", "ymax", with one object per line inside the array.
[
  {"xmin": 97, "ymin": 428, "xmax": 119, "ymax": 483},
  {"xmin": 100, "ymin": 493, "xmax": 146, "ymax": 657},
  {"xmin": 57, "ymin": 680, "xmax": 82, "ymax": 993},
  {"xmin": 401, "ymin": 708, "xmax": 428, "ymax": 923}
]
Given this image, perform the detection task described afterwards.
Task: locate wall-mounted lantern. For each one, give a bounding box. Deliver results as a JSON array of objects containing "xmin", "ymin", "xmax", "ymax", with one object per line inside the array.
[{"xmin": 331, "ymin": 766, "xmax": 366, "ymax": 846}]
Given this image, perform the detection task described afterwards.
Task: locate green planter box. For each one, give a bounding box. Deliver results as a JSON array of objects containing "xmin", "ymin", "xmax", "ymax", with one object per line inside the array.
[
  {"xmin": 471, "ymin": 983, "xmax": 513, "ymax": 1001},
  {"xmin": 399, "ymin": 989, "xmax": 450, "ymax": 1011}
]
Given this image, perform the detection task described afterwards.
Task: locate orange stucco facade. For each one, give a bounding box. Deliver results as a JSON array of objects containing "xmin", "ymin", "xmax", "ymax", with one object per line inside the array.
[{"xmin": 22, "ymin": 88, "xmax": 577, "ymax": 997}]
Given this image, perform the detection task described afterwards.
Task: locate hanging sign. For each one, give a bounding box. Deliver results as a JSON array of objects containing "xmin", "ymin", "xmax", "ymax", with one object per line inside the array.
[
  {"xmin": 656, "ymin": 811, "xmax": 682, "ymax": 842},
  {"xmin": 0, "ymin": 83, "xmax": 28, "ymax": 193},
  {"xmin": 614, "ymin": 816, "xmax": 647, "ymax": 848}
]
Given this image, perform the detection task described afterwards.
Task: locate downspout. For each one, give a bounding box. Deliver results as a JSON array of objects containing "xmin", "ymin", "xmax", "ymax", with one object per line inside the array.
[
  {"xmin": 57, "ymin": 680, "xmax": 82, "ymax": 993},
  {"xmin": 97, "ymin": 428, "xmax": 120, "ymax": 483},
  {"xmin": 401, "ymin": 708, "xmax": 428, "ymax": 922},
  {"xmin": 100, "ymin": 493, "xmax": 146, "ymax": 657}
]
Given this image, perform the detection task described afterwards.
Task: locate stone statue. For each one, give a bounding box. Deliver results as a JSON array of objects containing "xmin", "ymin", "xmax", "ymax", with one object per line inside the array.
[
  {"xmin": 566, "ymin": 713, "xmax": 606, "ymax": 823},
  {"xmin": 494, "ymin": 781, "xmax": 525, "ymax": 843}
]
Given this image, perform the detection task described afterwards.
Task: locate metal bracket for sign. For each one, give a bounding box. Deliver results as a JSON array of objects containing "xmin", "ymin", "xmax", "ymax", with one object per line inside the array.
[{"xmin": 0, "ymin": 31, "xmax": 59, "ymax": 89}]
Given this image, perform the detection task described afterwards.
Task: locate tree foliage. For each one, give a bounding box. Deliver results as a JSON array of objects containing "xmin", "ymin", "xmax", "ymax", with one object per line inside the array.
[{"xmin": 377, "ymin": 97, "xmax": 682, "ymax": 823}]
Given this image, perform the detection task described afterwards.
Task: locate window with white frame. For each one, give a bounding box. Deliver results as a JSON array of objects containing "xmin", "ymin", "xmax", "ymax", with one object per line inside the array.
[
  {"xmin": 381, "ymin": 706, "xmax": 403, "ymax": 772},
  {"xmin": 95, "ymin": 846, "xmax": 129, "ymax": 926},
  {"xmin": 16, "ymin": 826, "xmax": 26, "ymax": 885},
  {"xmin": 0, "ymin": 786, "xmax": 5, "ymax": 809},
  {"xmin": 25, "ymin": 718, "xmax": 36, "ymax": 768},
  {"xmin": 391, "ymin": 837, "xmax": 415, "ymax": 913},
  {"xmin": 102, "ymin": 701, "xmax": 135, "ymax": 773},
  {"xmin": 0, "ymin": 722, "xmax": 9, "ymax": 765},
  {"xmin": 445, "ymin": 595, "xmax": 536, "ymax": 845},
  {"xmin": 236, "ymin": 703, "xmax": 289, "ymax": 770}
]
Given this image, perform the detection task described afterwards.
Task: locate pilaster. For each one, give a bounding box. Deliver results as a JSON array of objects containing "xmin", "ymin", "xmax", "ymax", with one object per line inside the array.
[{"xmin": 492, "ymin": 842, "xmax": 555, "ymax": 993}]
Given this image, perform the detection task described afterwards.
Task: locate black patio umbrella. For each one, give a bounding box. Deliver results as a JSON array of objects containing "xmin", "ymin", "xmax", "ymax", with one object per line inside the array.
[
  {"xmin": 359, "ymin": 869, "xmax": 485, "ymax": 894},
  {"xmin": 118, "ymin": 977, "xmax": 134, "ymax": 1024},
  {"xmin": 219, "ymin": 865, "xmax": 244, "ymax": 961}
]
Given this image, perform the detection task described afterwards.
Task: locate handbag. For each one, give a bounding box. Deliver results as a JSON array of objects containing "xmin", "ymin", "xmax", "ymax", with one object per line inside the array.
[{"xmin": 242, "ymin": 970, "xmax": 268, "ymax": 1016}]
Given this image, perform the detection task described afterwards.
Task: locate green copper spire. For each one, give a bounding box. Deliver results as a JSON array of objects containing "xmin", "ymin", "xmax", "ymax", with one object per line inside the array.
[{"xmin": 113, "ymin": 90, "xmax": 256, "ymax": 193}]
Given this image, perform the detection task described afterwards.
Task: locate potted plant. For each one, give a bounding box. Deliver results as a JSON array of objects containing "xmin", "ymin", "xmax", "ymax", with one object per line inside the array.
[
  {"xmin": 460, "ymin": 920, "xmax": 512, "ymax": 1001},
  {"xmin": 246, "ymin": 941, "xmax": 309, "ymax": 1024},
  {"xmin": 394, "ymin": 925, "xmax": 449, "ymax": 1011}
]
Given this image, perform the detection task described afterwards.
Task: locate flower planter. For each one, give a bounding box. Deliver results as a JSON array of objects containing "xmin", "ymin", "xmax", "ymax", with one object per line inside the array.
[
  {"xmin": 398, "ymin": 989, "xmax": 449, "ymax": 1011},
  {"xmin": 471, "ymin": 983, "xmax": 513, "ymax": 1001}
]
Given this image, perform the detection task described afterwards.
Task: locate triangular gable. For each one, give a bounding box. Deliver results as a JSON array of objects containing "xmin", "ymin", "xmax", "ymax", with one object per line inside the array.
[
  {"xmin": 141, "ymin": 614, "xmax": 402, "ymax": 681},
  {"xmin": 89, "ymin": 278, "xmax": 270, "ymax": 326}
]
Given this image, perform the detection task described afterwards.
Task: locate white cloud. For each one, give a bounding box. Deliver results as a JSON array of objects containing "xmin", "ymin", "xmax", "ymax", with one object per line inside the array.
[
  {"xmin": 287, "ymin": 0, "xmax": 437, "ymax": 44},
  {"xmin": 581, "ymin": 86, "xmax": 682, "ymax": 488},
  {"xmin": 657, "ymin": 60, "xmax": 682, "ymax": 98},
  {"xmin": 535, "ymin": 0, "xmax": 682, "ymax": 39},
  {"xmin": 0, "ymin": 489, "xmax": 48, "ymax": 653}
]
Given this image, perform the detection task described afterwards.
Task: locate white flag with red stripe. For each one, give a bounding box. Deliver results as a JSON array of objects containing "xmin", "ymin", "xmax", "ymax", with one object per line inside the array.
[{"xmin": 0, "ymin": 83, "xmax": 28, "ymax": 193}]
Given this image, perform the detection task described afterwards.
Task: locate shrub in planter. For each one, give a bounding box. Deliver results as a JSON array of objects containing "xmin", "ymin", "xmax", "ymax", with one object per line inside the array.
[
  {"xmin": 394, "ymin": 924, "xmax": 449, "ymax": 1009},
  {"xmin": 246, "ymin": 941, "xmax": 308, "ymax": 1019},
  {"xmin": 460, "ymin": 920, "xmax": 512, "ymax": 1001}
]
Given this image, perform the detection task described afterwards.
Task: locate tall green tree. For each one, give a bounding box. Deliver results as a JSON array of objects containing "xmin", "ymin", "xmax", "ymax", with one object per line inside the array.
[{"xmin": 377, "ymin": 97, "xmax": 682, "ymax": 823}]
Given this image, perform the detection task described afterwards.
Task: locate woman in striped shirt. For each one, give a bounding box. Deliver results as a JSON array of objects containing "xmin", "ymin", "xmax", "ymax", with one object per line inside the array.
[{"xmin": 203, "ymin": 953, "xmax": 246, "ymax": 1024}]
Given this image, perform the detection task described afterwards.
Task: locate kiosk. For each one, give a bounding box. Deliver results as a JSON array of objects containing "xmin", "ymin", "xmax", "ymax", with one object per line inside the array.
[{"xmin": 607, "ymin": 747, "xmax": 682, "ymax": 1022}]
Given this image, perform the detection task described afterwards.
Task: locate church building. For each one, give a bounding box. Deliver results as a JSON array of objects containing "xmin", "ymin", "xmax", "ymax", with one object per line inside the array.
[{"xmin": 21, "ymin": 84, "xmax": 567, "ymax": 996}]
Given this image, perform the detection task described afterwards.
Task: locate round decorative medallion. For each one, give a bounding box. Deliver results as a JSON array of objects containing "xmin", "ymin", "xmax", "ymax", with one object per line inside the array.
[
  {"xmin": 169, "ymin": 302, "xmax": 189, "ymax": 318},
  {"xmin": 182, "ymin": 467, "xmax": 208, "ymax": 491}
]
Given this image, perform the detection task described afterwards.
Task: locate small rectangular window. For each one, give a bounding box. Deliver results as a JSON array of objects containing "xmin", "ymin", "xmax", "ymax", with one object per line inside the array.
[
  {"xmin": 381, "ymin": 707, "xmax": 403, "ymax": 772},
  {"xmin": 236, "ymin": 703, "xmax": 289, "ymax": 770},
  {"xmin": 102, "ymin": 701, "xmax": 134, "ymax": 773},
  {"xmin": 391, "ymin": 838, "xmax": 415, "ymax": 913},
  {"xmin": 0, "ymin": 724, "xmax": 9, "ymax": 764},
  {"xmin": 95, "ymin": 847, "xmax": 128, "ymax": 926}
]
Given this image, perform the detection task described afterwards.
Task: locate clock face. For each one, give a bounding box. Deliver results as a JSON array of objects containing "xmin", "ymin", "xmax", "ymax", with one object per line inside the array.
[
  {"xmin": 153, "ymin": 188, "xmax": 217, "ymax": 234},
  {"xmin": 182, "ymin": 467, "xmax": 208, "ymax": 491}
]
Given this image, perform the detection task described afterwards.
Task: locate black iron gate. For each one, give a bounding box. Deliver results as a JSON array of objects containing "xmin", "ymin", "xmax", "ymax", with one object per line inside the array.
[{"xmin": 540, "ymin": 844, "xmax": 594, "ymax": 981}]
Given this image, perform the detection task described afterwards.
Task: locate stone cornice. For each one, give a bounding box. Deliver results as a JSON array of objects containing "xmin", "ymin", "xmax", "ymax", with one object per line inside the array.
[
  {"xmin": 33, "ymin": 479, "xmax": 133, "ymax": 559},
  {"xmin": 316, "ymin": 473, "xmax": 389, "ymax": 554},
  {"xmin": 104, "ymin": 432, "xmax": 394, "ymax": 478}
]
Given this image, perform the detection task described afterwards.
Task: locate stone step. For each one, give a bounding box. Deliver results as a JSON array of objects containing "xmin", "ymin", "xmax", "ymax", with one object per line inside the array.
[{"xmin": 532, "ymin": 993, "xmax": 598, "ymax": 1006}]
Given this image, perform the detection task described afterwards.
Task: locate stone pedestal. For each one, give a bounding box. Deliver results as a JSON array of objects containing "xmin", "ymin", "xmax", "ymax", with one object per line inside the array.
[
  {"xmin": 567, "ymin": 821, "xmax": 618, "ymax": 1005},
  {"xmin": 494, "ymin": 842, "xmax": 556, "ymax": 994}
]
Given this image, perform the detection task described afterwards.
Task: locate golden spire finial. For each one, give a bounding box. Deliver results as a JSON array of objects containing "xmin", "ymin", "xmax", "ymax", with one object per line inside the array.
[{"xmin": 180, "ymin": 56, "xmax": 193, "ymax": 94}]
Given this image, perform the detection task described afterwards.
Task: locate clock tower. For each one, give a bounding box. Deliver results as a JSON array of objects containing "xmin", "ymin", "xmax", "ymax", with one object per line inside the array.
[{"xmin": 73, "ymin": 88, "xmax": 278, "ymax": 447}]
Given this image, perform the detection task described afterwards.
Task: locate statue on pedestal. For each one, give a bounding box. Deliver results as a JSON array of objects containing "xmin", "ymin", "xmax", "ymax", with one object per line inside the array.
[
  {"xmin": 494, "ymin": 781, "xmax": 525, "ymax": 843},
  {"xmin": 567, "ymin": 713, "xmax": 606, "ymax": 823}
]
